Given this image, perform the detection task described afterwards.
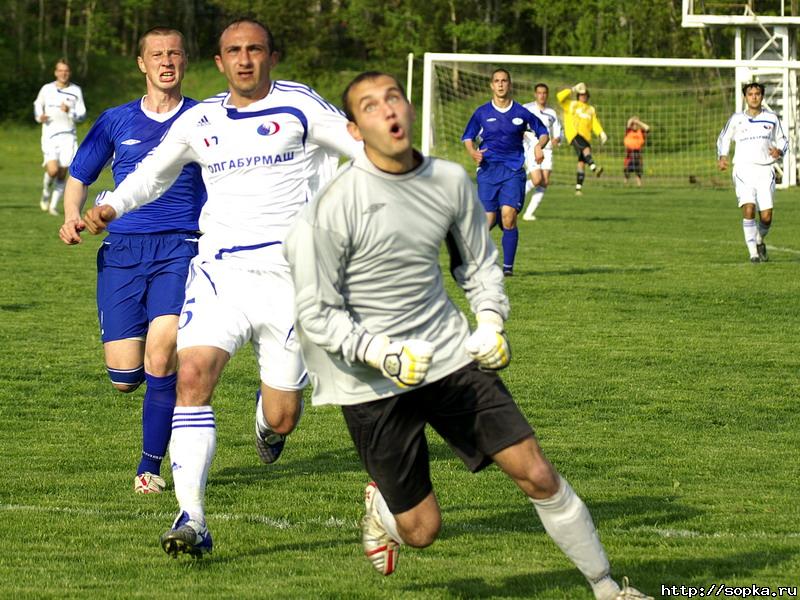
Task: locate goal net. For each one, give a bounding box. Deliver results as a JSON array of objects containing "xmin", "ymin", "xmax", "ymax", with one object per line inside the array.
[{"xmin": 421, "ymin": 54, "xmax": 800, "ymax": 188}]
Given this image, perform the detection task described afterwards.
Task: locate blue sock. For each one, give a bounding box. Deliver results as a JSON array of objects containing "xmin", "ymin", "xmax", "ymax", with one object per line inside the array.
[
  {"xmin": 138, "ymin": 372, "xmax": 177, "ymax": 476},
  {"xmin": 501, "ymin": 227, "xmax": 519, "ymax": 271}
]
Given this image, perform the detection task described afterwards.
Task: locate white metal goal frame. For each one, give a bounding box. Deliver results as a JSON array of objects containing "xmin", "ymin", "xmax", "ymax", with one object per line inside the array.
[{"xmin": 421, "ymin": 53, "xmax": 800, "ymax": 187}]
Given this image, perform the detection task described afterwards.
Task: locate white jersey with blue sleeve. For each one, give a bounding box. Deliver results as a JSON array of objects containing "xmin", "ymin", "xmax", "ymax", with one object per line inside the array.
[
  {"xmin": 522, "ymin": 102, "xmax": 561, "ymax": 152},
  {"xmin": 98, "ymin": 80, "xmax": 361, "ymax": 270},
  {"xmin": 34, "ymin": 81, "xmax": 86, "ymax": 148},
  {"xmin": 717, "ymin": 109, "xmax": 788, "ymax": 166}
]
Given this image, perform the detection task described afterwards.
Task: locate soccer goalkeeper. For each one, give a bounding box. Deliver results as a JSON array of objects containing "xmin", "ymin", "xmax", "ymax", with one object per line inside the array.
[
  {"xmin": 284, "ymin": 71, "xmax": 652, "ymax": 600},
  {"xmin": 557, "ymin": 82, "xmax": 607, "ymax": 195}
]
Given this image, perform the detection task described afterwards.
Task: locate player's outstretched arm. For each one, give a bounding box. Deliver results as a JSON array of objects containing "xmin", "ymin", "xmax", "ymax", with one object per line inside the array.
[
  {"xmin": 59, "ymin": 177, "xmax": 89, "ymax": 245},
  {"xmin": 83, "ymin": 204, "xmax": 117, "ymax": 235}
]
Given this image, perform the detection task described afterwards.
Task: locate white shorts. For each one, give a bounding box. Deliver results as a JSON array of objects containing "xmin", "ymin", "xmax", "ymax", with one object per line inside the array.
[
  {"xmin": 41, "ymin": 135, "xmax": 78, "ymax": 167},
  {"xmin": 177, "ymin": 258, "xmax": 307, "ymax": 391},
  {"xmin": 525, "ymin": 148, "xmax": 554, "ymax": 173},
  {"xmin": 733, "ymin": 164, "xmax": 775, "ymax": 211}
]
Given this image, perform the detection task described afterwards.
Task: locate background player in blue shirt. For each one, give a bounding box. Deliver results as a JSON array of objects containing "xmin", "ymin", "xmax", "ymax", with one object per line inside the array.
[
  {"xmin": 58, "ymin": 27, "xmax": 206, "ymax": 495},
  {"xmin": 462, "ymin": 68, "xmax": 548, "ymax": 276}
]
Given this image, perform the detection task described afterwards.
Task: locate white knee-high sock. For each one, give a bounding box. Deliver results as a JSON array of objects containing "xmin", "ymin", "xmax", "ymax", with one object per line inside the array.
[
  {"xmin": 531, "ymin": 477, "xmax": 620, "ymax": 600},
  {"xmin": 42, "ymin": 173, "xmax": 53, "ymax": 200},
  {"xmin": 524, "ymin": 187, "xmax": 545, "ymax": 219},
  {"xmin": 49, "ymin": 179, "xmax": 65, "ymax": 211},
  {"xmin": 525, "ymin": 179, "xmax": 534, "ymax": 195},
  {"xmin": 742, "ymin": 219, "xmax": 758, "ymax": 257},
  {"xmin": 373, "ymin": 486, "xmax": 405, "ymax": 544},
  {"xmin": 170, "ymin": 406, "xmax": 216, "ymax": 524}
]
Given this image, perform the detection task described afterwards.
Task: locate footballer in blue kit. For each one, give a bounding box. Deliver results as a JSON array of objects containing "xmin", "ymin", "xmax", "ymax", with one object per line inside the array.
[
  {"xmin": 462, "ymin": 68, "xmax": 548, "ymax": 276},
  {"xmin": 59, "ymin": 27, "xmax": 206, "ymax": 495}
]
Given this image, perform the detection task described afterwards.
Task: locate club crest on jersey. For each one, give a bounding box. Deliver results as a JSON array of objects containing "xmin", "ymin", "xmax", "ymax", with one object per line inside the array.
[
  {"xmin": 512, "ymin": 117, "xmax": 524, "ymax": 125},
  {"xmin": 204, "ymin": 136, "xmax": 219, "ymax": 147},
  {"xmin": 257, "ymin": 121, "xmax": 281, "ymax": 136}
]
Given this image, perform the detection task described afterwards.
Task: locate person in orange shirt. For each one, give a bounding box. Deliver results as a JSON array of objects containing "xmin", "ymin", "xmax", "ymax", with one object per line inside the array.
[{"xmin": 623, "ymin": 116, "xmax": 650, "ymax": 187}]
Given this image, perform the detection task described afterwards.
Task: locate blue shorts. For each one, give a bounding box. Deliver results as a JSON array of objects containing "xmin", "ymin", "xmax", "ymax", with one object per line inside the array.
[
  {"xmin": 97, "ymin": 232, "xmax": 199, "ymax": 343},
  {"xmin": 476, "ymin": 163, "xmax": 526, "ymax": 213}
]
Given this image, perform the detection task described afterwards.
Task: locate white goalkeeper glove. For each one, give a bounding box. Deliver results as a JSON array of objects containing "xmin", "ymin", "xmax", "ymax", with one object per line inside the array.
[
  {"xmin": 465, "ymin": 311, "xmax": 511, "ymax": 370},
  {"xmin": 599, "ymin": 131, "xmax": 608, "ymax": 145},
  {"xmin": 358, "ymin": 334, "xmax": 434, "ymax": 388}
]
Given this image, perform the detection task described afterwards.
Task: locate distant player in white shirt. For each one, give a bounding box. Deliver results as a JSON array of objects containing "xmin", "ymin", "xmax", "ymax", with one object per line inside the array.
[
  {"xmin": 717, "ymin": 82, "xmax": 788, "ymax": 263},
  {"xmin": 33, "ymin": 59, "xmax": 86, "ymax": 215},
  {"xmin": 82, "ymin": 18, "xmax": 360, "ymax": 558},
  {"xmin": 522, "ymin": 83, "xmax": 562, "ymax": 221}
]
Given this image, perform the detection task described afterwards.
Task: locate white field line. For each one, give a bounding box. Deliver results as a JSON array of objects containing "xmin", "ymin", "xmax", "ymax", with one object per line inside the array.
[
  {"xmin": 2, "ymin": 503, "xmax": 799, "ymax": 539},
  {"xmin": 0, "ymin": 503, "xmax": 353, "ymax": 530},
  {"xmin": 712, "ymin": 240, "xmax": 800, "ymax": 255}
]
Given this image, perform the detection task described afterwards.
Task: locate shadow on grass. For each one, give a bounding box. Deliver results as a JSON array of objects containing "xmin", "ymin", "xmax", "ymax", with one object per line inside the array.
[
  {"xmin": 205, "ymin": 536, "xmax": 353, "ymax": 566},
  {"xmin": 544, "ymin": 216, "xmax": 635, "ymax": 222},
  {"xmin": 512, "ymin": 266, "xmax": 663, "ymax": 277},
  {"xmin": 0, "ymin": 302, "xmax": 39, "ymax": 311},
  {"xmin": 436, "ymin": 494, "xmax": 701, "ymax": 541},
  {"xmin": 400, "ymin": 548, "xmax": 800, "ymax": 599},
  {"xmin": 213, "ymin": 444, "xmax": 364, "ymax": 485}
]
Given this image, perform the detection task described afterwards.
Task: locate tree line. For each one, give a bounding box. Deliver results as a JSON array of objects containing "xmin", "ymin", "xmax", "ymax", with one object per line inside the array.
[{"xmin": 2, "ymin": 0, "xmax": 744, "ymax": 121}]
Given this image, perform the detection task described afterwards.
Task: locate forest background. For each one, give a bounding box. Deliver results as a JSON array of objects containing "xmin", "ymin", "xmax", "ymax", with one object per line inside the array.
[{"xmin": 1, "ymin": 0, "xmax": 753, "ymax": 121}]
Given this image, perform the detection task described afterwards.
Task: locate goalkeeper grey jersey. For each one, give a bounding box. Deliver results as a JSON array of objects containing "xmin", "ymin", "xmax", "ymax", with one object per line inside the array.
[{"xmin": 284, "ymin": 152, "xmax": 509, "ymax": 406}]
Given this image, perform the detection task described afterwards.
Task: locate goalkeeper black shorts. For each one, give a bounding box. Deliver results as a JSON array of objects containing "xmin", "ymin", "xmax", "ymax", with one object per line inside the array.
[
  {"xmin": 341, "ymin": 362, "xmax": 534, "ymax": 513},
  {"xmin": 571, "ymin": 134, "xmax": 591, "ymax": 158}
]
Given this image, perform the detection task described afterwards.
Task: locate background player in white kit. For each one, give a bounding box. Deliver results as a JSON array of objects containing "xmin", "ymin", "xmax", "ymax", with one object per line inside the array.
[
  {"xmin": 82, "ymin": 18, "xmax": 360, "ymax": 557},
  {"xmin": 522, "ymin": 82, "xmax": 562, "ymax": 221},
  {"xmin": 284, "ymin": 71, "xmax": 652, "ymax": 600},
  {"xmin": 717, "ymin": 82, "xmax": 787, "ymax": 263},
  {"xmin": 33, "ymin": 59, "xmax": 86, "ymax": 215}
]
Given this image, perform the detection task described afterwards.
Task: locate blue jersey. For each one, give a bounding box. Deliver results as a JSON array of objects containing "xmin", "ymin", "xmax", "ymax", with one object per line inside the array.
[
  {"xmin": 461, "ymin": 101, "xmax": 547, "ymax": 171},
  {"xmin": 70, "ymin": 97, "xmax": 206, "ymax": 234}
]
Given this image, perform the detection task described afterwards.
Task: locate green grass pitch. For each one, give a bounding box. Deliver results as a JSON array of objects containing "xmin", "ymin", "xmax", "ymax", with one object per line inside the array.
[{"xmin": 0, "ymin": 122, "xmax": 798, "ymax": 598}]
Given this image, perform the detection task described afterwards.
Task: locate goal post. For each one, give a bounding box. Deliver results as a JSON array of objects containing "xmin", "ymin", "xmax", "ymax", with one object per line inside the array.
[{"xmin": 421, "ymin": 53, "xmax": 800, "ymax": 188}]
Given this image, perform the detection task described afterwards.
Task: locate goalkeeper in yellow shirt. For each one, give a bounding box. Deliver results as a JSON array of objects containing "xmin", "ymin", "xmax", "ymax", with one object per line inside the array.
[{"xmin": 557, "ymin": 82, "xmax": 607, "ymax": 195}]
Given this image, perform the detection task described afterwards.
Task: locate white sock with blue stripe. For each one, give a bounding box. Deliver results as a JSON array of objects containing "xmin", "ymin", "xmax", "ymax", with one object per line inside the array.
[
  {"xmin": 170, "ymin": 406, "xmax": 216, "ymax": 524},
  {"xmin": 743, "ymin": 218, "xmax": 758, "ymax": 258}
]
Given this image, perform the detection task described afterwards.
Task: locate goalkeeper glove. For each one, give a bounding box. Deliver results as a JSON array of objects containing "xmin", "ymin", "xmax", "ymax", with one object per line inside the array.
[
  {"xmin": 358, "ymin": 334, "xmax": 434, "ymax": 388},
  {"xmin": 599, "ymin": 132, "xmax": 608, "ymax": 145},
  {"xmin": 465, "ymin": 311, "xmax": 511, "ymax": 370}
]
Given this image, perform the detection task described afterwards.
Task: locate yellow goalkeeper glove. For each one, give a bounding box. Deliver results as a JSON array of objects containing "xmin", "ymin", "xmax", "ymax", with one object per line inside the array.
[
  {"xmin": 465, "ymin": 311, "xmax": 511, "ymax": 370},
  {"xmin": 359, "ymin": 334, "xmax": 435, "ymax": 388}
]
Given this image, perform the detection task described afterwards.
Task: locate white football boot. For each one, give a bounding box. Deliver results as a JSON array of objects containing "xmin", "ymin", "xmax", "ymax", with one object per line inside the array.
[
  {"xmin": 362, "ymin": 482, "xmax": 399, "ymax": 575},
  {"xmin": 134, "ymin": 472, "xmax": 166, "ymax": 494},
  {"xmin": 612, "ymin": 577, "xmax": 653, "ymax": 599}
]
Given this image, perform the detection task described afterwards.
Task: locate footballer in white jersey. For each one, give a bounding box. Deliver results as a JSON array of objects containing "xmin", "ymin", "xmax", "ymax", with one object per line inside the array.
[
  {"xmin": 522, "ymin": 100, "xmax": 561, "ymax": 172},
  {"xmin": 521, "ymin": 84, "xmax": 562, "ymax": 221},
  {"xmin": 34, "ymin": 59, "xmax": 86, "ymax": 215},
  {"xmin": 100, "ymin": 81, "xmax": 359, "ymax": 270},
  {"xmin": 34, "ymin": 79, "xmax": 87, "ymax": 165},
  {"xmin": 84, "ymin": 19, "xmax": 362, "ymax": 558},
  {"xmin": 717, "ymin": 82, "xmax": 788, "ymax": 262}
]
